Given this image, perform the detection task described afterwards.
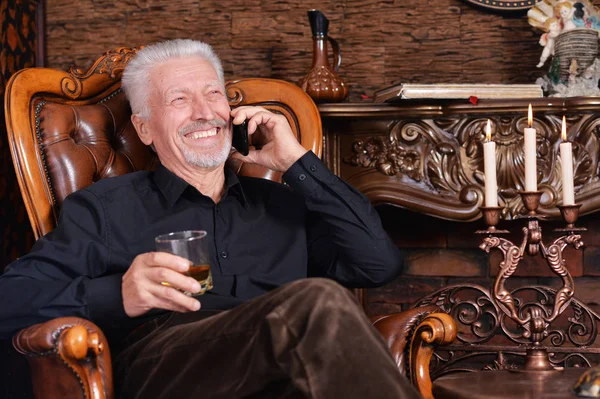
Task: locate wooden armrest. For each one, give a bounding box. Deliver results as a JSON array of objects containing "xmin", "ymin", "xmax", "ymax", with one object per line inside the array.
[
  {"xmin": 13, "ymin": 317, "xmax": 113, "ymax": 399},
  {"xmin": 371, "ymin": 306, "xmax": 456, "ymax": 399},
  {"xmin": 409, "ymin": 312, "xmax": 456, "ymax": 399},
  {"xmin": 371, "ymin": 305, "xmax": 441, "ymax": 375}
]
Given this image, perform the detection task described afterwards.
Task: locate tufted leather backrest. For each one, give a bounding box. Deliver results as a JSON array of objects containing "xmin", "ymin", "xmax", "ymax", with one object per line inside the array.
[
  {"xmin": 5, "ymin": 48, "xmax": 322, "ymax": 239},
  {"xmin": 35, "ymin": 92, "xmax": 158, "ymax": 214}
]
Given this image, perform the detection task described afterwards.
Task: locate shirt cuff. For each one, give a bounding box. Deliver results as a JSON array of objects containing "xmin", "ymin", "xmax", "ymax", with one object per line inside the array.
[
  {"xmin": 283, "ymin": 151, "xmax": 328, "ymax": 194},
  {"xmin": 84, "ymin": 273, "xmax": 127, "ymax": 327}
]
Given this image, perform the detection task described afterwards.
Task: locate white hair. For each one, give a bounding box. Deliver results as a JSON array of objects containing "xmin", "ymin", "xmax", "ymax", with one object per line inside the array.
[{"xmin": 121, "ymin": 39, "xmax": 224, "ymax": 119}]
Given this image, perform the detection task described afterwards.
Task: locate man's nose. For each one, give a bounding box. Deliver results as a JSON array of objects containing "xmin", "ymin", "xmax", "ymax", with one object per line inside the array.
[{"xmin": 191, "ymin": 96, "xmax": 216, "ymax": 121}]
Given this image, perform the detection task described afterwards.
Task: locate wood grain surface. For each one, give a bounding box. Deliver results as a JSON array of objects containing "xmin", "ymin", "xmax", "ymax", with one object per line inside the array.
[{"xmin": 45, "ymin": 0, "xmax": 600, "ymax": 102}]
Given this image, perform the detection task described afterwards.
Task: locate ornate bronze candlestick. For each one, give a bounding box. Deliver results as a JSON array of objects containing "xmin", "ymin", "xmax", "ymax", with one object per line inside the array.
[{"xmin": 478, "ymin": 192, "xmax": 585, "ymax": 372}]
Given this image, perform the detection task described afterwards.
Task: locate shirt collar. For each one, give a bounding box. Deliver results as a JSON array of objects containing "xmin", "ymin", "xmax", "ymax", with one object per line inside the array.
[{"xmin": 153, "ymin": 163, "xmax": 248, "ymax": 208}]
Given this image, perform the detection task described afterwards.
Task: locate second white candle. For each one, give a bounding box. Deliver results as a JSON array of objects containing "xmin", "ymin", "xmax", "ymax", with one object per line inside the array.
[
  {"xmin": 483, "ymin": 119, "xmax": 498, "ymax": 207},
  {"xmin": 560, "ymin": 116, "xmax": 575, "ymax": 206},
  {"xmin": 524, "ymin": 104, "xmax": 537, "ymax": 192}
]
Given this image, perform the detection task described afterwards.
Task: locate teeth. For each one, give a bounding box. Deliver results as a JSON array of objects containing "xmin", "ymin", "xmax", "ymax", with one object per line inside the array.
[{"xmin": 187, "ymin": 128, "xmax": 217, "ymax": 139}]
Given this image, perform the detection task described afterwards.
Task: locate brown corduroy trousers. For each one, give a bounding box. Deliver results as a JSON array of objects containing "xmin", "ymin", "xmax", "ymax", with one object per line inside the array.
[{"xmin": 114, "ymin": 278, "xmax": 421, "ymax": 399}]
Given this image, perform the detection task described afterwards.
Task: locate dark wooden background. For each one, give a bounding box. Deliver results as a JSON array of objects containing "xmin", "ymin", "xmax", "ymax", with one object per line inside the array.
[{"xmin": 44, "ymin": 0, "xmax": 582, "ymax": 102}]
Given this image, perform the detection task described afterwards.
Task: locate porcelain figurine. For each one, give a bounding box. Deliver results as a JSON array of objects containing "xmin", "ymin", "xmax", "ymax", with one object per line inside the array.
[
  {"xmin": 529, "ymin": 0, "xmax": 600, "ymax": 34},
  {"xmin": 537, "ymin": 17, "xmax": 561, "ymax": 68},
  {"xmin": 557, "ymin": 2, "xmax": 577, "ymax": 31},
  {"xmin": 529, "ymin": 0, "xmax": 600, "ymax": 96}
]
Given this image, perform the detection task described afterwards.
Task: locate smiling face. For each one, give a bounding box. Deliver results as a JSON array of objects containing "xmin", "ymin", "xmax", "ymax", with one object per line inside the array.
[
  {"xmin": 133, "ymin": 55, "xmax": 232, "ymax": 173},
  {"xmin": 560, "ymin": 4, "xmax": 572, "ymax": 19}
]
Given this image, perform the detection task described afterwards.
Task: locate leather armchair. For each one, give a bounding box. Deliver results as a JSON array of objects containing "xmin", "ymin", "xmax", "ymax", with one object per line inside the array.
[{"xmin": 4, "ymin": 47, "xmax": 456, "ymax": 399}]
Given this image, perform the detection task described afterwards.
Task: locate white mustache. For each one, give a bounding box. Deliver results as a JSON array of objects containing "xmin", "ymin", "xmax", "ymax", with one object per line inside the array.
[{"xmin": 179, "ymin": 119, "xmax": 227, "ymax": 136}]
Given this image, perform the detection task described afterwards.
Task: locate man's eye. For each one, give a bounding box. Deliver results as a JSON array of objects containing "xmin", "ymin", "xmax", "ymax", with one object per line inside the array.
[
  {"xmin": 206, "ymin": 90, "xmax": 223, "ymax": 100},
  {"xmin": 171, "ymin": 97, "xmax": 189, "ymax": 106}
]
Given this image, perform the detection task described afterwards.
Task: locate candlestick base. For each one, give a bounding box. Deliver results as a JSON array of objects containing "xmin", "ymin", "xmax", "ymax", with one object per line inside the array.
[
  {"xmin": 480, "ymin": 219, "xmax": 582, "ymax": 373},
  {"xmin": 556, "ymin": 204, "xmax": 586, "ymax": 232},
  {"xmin": 476, "ymin": 206, "xmax": 509, "ymax": 234},
  {"xmin": 509, "ymin": 348, "xmax": 563, "ymax": 374},
  {"xmin": 520, "ymin": 191, "xmax": 543, "ymax": 216},
  {"xmin": 478, "ymin": 195, "xmax": 584, "ymax": 373}
]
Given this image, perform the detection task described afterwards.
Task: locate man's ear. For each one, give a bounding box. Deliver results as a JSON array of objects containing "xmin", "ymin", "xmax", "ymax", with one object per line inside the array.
[{"xmin": 131, "ymin": 114, "xmax": 153, "ymax": 146}]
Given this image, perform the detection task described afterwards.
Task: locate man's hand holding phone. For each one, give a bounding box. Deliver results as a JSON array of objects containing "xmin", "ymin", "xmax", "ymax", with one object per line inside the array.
[{"xmin": 230, "ymin": 106, "xmax": 307, "ymax": 173}]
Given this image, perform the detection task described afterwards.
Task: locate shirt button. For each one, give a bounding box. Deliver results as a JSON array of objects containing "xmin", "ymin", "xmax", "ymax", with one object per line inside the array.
[
  {"xmin": 310, "ymin": 165, "xmax": 317, "ymax": 172},
  {"xmin": 299, "ymin": 174, "xmax": 306, "ymax": 181},
  {"xmin": 220, "ymin": 251, "xmax": 228, "ymax": 259},
  {"xmin": 216, "ymin": 207, "xmax": 221, "ymax": 213}
]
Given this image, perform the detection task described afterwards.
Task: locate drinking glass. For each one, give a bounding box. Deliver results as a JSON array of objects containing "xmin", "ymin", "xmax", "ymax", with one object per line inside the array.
[{"xmin": 155, "ymin": 230, "xmax": 213, "ymax": 296}]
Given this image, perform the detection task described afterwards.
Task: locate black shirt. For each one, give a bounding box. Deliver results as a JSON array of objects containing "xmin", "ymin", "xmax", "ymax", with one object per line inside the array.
[{"xmin": 0, "ymin": 152, "xmax": 402, "ymax": 340}]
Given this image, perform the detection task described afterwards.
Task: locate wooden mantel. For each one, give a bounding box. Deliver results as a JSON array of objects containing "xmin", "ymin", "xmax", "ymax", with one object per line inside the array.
[{"xmin": 319, "ymin": 97, "xmax": 600, "ymax": 222}]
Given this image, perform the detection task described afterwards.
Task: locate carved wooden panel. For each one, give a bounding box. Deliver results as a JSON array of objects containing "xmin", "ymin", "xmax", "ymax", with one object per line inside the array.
[
  {"xmin": 415, "ymin": 284, "xmax": 600, "ymax": 375},
  {"xmin": 320, "ymin": 98, "xmax": 600, "ymax": 222}
]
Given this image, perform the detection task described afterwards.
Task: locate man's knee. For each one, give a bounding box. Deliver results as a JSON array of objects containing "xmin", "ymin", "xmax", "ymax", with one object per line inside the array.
[{"xmin": 284, "ymin": 278, "xmax": 361, "ymax": 313}]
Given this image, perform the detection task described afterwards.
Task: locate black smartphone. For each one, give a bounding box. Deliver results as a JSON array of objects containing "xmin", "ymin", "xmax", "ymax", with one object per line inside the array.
[{"xmin": 232, "ymin": 120, "xmax": 249, "ymax": 156}]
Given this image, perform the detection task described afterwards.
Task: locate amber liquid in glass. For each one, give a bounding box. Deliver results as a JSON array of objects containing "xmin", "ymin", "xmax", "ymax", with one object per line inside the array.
[{"xmin": 187, "ymin": 264, "xmax": 213, "ymax": 294}]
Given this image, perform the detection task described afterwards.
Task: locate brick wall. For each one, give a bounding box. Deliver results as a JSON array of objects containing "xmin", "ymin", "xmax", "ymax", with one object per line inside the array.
[
  {"xmin": 366, "ymin": 205, "xmax": 600, "ymax": 317},
  {"xmin": 44, "ymin": 0, "xmax": 600, "ymax": 102}
]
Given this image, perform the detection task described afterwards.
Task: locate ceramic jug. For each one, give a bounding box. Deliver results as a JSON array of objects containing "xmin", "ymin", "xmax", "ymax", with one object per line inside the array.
[{"xmin": 298, "ymin": 9, "xmax": 348, "ymax": 103}]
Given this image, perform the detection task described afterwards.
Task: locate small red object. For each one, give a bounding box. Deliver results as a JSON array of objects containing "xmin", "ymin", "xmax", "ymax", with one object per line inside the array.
[
  {"xmin": 361, "ymin": 94, "xmax": 371, "ymax": 100},
  {"xmin": 469, "ymin": 96, "xmax": 478, "ymax": 105}
]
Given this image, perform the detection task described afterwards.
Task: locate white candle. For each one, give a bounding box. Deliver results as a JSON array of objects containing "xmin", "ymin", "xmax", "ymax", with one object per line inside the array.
[
  {"xmin": 524, "ymin": 104, "xmax": 537, "ymax": 192},
  {"xmin": 560, "ymin": 116, "xmax": 575, "ymax": 206},
  {"xmin": 483, "ymin": 120, "xmax": 498, "ymax": 207}
]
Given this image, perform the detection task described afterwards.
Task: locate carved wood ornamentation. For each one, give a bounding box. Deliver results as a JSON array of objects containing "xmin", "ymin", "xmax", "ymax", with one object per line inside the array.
[
  {"xmin": 320, "ymin": 98, "xmax": 600, "ymax": 222},
  {"xmin": 61, "ymin": 47, "xmax": 141, "ymax": 99},
  {"xmin": 413, "ymin": 284, "xmax": 600, "ymax": 376}
]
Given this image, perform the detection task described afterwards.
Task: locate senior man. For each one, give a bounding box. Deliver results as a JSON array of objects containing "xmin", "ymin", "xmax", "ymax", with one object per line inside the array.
[{"xmin": 0, "ymin": 39, "xmax": 419, "ymax": 398}]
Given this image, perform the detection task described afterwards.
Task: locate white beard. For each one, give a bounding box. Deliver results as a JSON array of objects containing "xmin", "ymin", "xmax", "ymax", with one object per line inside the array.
[
  {"xmin": 177, "ymin": 119, "xmax": 231, "ymax": 168},
  {"xmin": 179, "ymin": 138, "xmax": 232, "ymax": 168}
]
